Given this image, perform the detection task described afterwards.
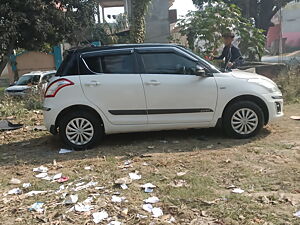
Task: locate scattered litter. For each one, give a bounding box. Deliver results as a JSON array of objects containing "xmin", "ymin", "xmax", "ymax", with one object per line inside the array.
[
  {"xmin": 111, "ymin": 195, "xmax": 126, "ymax": 203},
  {"xmin": 25, "ymin": 191, "xmax": 47, "ymax": 197},
  {"xmin": 129, "ymin": 172, "xmax": 141, "ymax": 180},
  {"xmin": 35, "ymin": 172, "xmax": 48, "ymax": 178},
  {"xmin": 59, "ymin": 148, "xmax": 74, "ymax": 154},
  {"xmin": 107, "ymin": 221, "xmax": 121, "ymax": 225},
  {"xmin": 32, "ymin": 125, "xmax": 47, "ymax": 131},
  {"xmin": 33, "ymin": 166, "xmax": 48, "ymax": 173},
  {"xmin": 75, "ymin": 182, "xmax": 85, "ymax": 187},
  {"xmin": 141, "ymin": 183, "xmax": 157, "ymax": 193},
  {"xmin": 226, "ymin": 184, "xmax": 236, "ymax": 189},
  {"xmin": 83, "ymin": 197, "xmax": 93, "ymax": 204},
  {"xmin": 95, "ymin": 186, "xmax": 105, "ymax": 190},
  {"xmin": 176, "ymin": 171, "xmax": 187, "ymax": 177},
  {"xmin": 160, "ymin": 140, "xmax": 168, "ymax": 144},
  {"xmin": 9, "ymin": 178, "xmax": 21, "ymax": 185},
  {"xmin": 147, "ymin": 146, "xmax": 155, "ymax": 149},
  {"xmin": 142, "ymin": 204, "xmax": 153, "ymax": 213},
  {"xmin": 145, "ymin": 187, "xmax": 153, "ymax": 193},
  {"xmin": 84, "ymin": 166, "xmax": 92, "ymax": 170},
  {"xmin": 121, "ymin": 208, "xmax": 128, "ymax": 216},
  {"xmin": 168, "ymin": 216, "xmax": 176, "ymax": 223},
  {"xmin": 74, "ymin": 203, "xmax": 93, "ymax": 212},
  {"xmin": 72, "ymin": 181, "xmax": 98, "ymax": 191},
  {"xmin": 137, "ymin": 214, "xmax": 148, "ymax": 219},
  {"xmin": 294, "ymin": 210, "xmax": 300, "ymax": 217},
  {"xmin": 152, "ymin": 207, "xmax": 163, "ymax": 218},
  {"xmin": 22, "ymin": 183, "xmax": 31, "ymax": 188},
  {"xmin": 64, "ymin": 194, "xmax": 78, "ymax": 204},
  {"xmin": 169, "ymin": 179, "xmax": 188, "ymax": 188},
  {"xmin": 144, "ymin": 196, "xmax": 159, "ymax": 204},
  {"xmin": 142, "ymin": 204, "xmax": 163, "ymax": 218},
  {"xmin": 232, "ymin": 188, "xmax": 245, "ymax": 194},
  {"xmin": 52, "ymin": 173, "xmax": 62, "ymax": 180},
  {"xmin": 141, "ymin": 183, "xmax": 156, "ymax": 189},
  {"xmin": 115, "ymin": 177, "xmax": 132, "ymax": 185},
  {"xmin": 206, "ymin": 144, "xmax": 214, "ymax": 149},
  {"xmin": 290, "ymin": 116, "xmax": 300, "ymax": 120},
  {"xmin": 92, "ymin": 210, "xmax": 108, "ymax": 223},
  {"xmin": 57, "ymin": 176, "xmax": 69, "ymax": 183},
  {"xmin": 8, "ymin": 188, "xmax": 22, "ymax": 195},
  {"xmin": 29, "ymin": 202, "xmax": 44, "ymax": 213},
  {"xmin": 0, "ymin": 120, "xmax": 23, "ymax": 131},
  {"xmin": 142, "ymin": 162, "xmax": 149, "ymax": 166},
  {"xmin": 120, "ymin": 184, "xmax": 128, "ymax": 190}
]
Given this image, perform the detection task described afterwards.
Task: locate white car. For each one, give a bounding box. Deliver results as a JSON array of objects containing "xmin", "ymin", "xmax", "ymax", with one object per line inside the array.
[
  {"xmin": 5, "ymin": 70, "xmax": 56, "ymax": 97},
  {"xmin": 43, "ymin": 44, "xmax": 283, "ymax": 150}
]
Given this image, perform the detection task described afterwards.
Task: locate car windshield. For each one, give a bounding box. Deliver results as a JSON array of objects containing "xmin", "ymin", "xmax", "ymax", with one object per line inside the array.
[{"xmin": 16, "ymin": 75, "xmax": 40, "ymax": 85}]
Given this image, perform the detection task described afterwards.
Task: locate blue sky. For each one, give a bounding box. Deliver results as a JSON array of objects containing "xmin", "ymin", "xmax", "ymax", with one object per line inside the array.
[{"xmin": 102, "ymin": 0, "xmax": 197, "ymax": 23}]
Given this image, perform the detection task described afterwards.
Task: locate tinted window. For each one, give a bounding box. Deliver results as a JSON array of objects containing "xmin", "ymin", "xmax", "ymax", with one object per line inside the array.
[
  {"xmin": 57, "ymin": 53, "xmax": 79, "ymax": 76},
  {"xmin": 141, "ymin": 53, "xmax": 197, "ymax": 75},
  {"xmin": 81, "ymin": 54, "xmax": 135, "ymax": 74}
]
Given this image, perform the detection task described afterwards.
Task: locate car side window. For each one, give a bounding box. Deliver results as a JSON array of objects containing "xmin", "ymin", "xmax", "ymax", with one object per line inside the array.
[
  {"xmin": 81, "ymin": 53, "xmax": 135, "ymax": 74},
  {"xmin": 140, "ymin": 52, "xmax": 197, "ymax": 75}
]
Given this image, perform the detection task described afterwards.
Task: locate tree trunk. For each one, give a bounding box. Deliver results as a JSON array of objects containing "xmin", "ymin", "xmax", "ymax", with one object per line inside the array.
[
  {"xmin": 130, "ymin": 0, "xmax": 151, "ymax": 43},
  {"xmin": 0, "ymin": 40, "xmax": 15, "ymax": 77}
]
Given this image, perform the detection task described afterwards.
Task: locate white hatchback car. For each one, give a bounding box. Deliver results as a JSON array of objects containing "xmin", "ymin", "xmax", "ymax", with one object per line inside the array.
[
  {"xmin": 43, "ymin": 44, "xmax": 283, "ymax": 149},
  {"xmin": 5, "ymin": 70, "xmax": 56, "ymax": 97}
]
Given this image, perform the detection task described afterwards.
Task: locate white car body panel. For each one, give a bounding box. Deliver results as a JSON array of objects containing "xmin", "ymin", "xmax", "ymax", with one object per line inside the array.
[
  {"xmin": 79, "ymin": 73, "xmax": 147, "ymax": 125},
  {"xmin": 141, "ymin": 74, "xmax": 218, "ymax": 124}
]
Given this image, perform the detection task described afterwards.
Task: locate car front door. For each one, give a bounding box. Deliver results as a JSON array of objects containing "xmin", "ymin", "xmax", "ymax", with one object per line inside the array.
[
  {"xmin": 79, "ymin": 49, "xmax": 147, "ymax": 125},
  {"xmin": 137, "ymin": 48, "xmax": 218, "ymax": 124}
]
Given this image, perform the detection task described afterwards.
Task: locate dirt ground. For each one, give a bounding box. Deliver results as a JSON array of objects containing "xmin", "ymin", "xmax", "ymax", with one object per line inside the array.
[{"xmin": 0, "ymin": 104, "xmax": 299, "ymax": 225}]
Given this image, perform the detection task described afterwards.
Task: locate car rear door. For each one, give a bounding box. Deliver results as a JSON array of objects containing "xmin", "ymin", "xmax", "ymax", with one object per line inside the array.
[
  {"xmin": 79, "ymin": 48, "xmax": 147, "ymax": 125},
  {"xmin": 136, "ymin": 47, "xmax": 218, "ymax": 124}
]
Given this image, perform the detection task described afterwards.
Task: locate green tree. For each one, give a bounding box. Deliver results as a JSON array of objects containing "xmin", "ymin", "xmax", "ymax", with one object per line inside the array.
[
  {"xmin": 0, "ymin": 0, "xmax": 106, "ymax": 75},
  {"xmin": 179, "ymin": 2, "xmax": 265, "ymax": 61},
  {"xmin": 129, "ymin": 0, "xmax": 151, "ymax": 43},
  {"xmin": 192, "ymin": 0, "xmax": 294, "ymax": 32}
]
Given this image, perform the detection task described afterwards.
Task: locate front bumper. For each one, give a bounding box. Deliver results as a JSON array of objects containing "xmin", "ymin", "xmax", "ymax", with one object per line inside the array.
[{"xmin": 262, "ymin": 92, "xmax": 284, "ymax": 123}]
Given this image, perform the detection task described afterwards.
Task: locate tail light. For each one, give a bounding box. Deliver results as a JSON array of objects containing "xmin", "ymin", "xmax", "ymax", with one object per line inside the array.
[{"xmin": 44, "ymin": 78, "xmax": 74, "ymax": 98}]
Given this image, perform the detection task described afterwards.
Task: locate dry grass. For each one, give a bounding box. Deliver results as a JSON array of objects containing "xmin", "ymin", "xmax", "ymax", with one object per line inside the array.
[{"xmin": 0, "ymin": 74, "xmax": 300, "ymax": 224}]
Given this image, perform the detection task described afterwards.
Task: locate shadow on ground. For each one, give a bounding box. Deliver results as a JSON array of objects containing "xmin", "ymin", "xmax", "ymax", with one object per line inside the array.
[{"xmin": 0, "ymin": 127, "xmax": 271, "ymax": 167}]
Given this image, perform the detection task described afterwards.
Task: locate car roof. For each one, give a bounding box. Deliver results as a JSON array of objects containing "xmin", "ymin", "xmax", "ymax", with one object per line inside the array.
[
  {"xmin": 21, "ymin": 70, "xmax": 57, "ymax": 77},
  {"xmin": 68, "ymin": 43, "xmax": 181, "ymax": 54}
]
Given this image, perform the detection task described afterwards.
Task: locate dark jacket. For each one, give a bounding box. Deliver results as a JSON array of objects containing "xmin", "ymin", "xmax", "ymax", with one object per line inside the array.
[{"xmin": 214, "ymin": 45, "xmax": 244, "ymax": 69}]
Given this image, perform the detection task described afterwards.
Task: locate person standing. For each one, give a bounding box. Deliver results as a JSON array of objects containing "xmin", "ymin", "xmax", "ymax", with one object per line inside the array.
[{"xmin": 213, "ymin": 32, "xmax": 244, "ymax": 70}]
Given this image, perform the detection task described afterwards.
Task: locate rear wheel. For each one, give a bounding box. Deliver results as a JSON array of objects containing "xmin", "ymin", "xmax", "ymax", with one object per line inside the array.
[
  {"xmin": 223, "ymin": 101, "xmax": 264, "ymax": 138},
  {"xmin": 59, "ymin": 111, "xmax": 104, "ymax": 150}
]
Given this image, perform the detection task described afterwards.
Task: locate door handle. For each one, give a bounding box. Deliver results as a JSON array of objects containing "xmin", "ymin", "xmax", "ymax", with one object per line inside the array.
[
  {"xmin": 85, "ymin": 81, "xmax": 101, "ymax": 86},
  {"xmin": 145, "ymin": 80, "xmax": 161, "ymax": 86}
]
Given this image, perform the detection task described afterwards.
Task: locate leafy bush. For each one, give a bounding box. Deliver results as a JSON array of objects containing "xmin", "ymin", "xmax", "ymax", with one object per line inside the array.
[{"xmin": 0, "ymin": 90, "xmax": 43, "ymax": 119}]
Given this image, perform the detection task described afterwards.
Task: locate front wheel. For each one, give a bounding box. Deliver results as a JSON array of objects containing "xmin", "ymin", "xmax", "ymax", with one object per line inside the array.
[
  {"xmin": 59, "ymin": 111, "xmax": 104, "ymax": 150},
  {"xmin": 223, "ymin": 101, "xmax": 264, "ymax": 138}
]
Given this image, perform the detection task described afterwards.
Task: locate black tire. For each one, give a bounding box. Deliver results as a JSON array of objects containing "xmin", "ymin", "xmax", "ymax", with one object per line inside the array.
[
  {"xmin": 58, "ymin": 110, "xmax": 104, "ymax": 150},
  {"xmin": 223, "ymin": 101, "xmax": 264, "ymax": 139}
]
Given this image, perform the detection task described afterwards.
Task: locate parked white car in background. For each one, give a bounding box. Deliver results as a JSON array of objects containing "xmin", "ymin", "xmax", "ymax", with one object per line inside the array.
[
  {"xmin": 43, "ymin": 44, "xmax": 283, "ymax": 150},
  {"xmin": 5, "ymin": 70, "xmax": 56, "ymax": 97}
]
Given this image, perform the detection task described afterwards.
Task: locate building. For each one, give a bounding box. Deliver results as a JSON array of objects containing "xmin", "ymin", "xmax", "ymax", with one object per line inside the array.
[
  {"xmin": 266, "ymin": 0, "xmax": 300, "ymax": 55},
  {"xmin": 99, "ymin": 0, "xmax": 176, "ymax": 43}
]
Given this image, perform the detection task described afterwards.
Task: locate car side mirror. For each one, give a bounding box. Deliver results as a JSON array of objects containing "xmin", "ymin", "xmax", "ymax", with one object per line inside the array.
[{"xmin": 195, "ymin": 65, "xmax": 206, "ymax": 77}]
